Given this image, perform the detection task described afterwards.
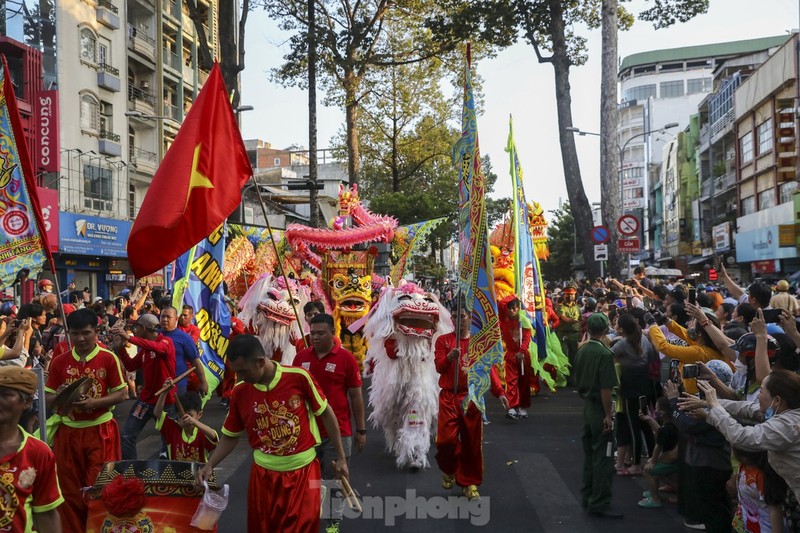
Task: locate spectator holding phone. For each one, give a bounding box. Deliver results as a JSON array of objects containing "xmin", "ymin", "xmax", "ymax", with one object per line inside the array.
[{"xmin": 637, "ymin": 396, "xmax": 679, "ymax": 508}]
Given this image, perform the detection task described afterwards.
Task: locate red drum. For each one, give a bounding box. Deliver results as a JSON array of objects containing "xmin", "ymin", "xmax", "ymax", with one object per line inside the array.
[{"xmin": 85, "ymin": 460, "xmax": 220, "ymax": 532}]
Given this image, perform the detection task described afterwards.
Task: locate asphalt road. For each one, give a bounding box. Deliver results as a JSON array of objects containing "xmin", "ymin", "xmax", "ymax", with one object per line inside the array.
[{"xmin": 117, "ymin": 385, "xmax": 696, "ymax": 532}]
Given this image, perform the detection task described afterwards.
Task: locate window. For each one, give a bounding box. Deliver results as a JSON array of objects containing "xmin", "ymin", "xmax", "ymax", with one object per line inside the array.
[
  {"xmin": 758, "ymin": 189, "xmax": 776, "ymax": 210},
  {"xmin": 129, "ymin": 183, "xmax": 136, "ymax": 219},
  {"xmin": 741, "ymin": 196, "xmax": 756, "ymax": 215},
  {"xmin": 660, "ymin": 80, "xmax": 684, "ymax": 98},
  {"xmin": 99, "ymin": 101, "xmax": 112, "ymax": 134},
  {"xmin": 757, "ymin": 119, "xmax": 773, "ymax": 155},
  {"xmin": 780, "ymin": 181, "xmax": 798, "ymax": 204},
  {"xmin": 83, "ymin": 164, "xmax": 113, "ymax": 208},
  {"xmin": 687, "ymin": 78, "xmax": 712, "ymax": 94},
  {"xmin": 98, "ymin": 40, "xmax": 108, "ymax": 67},
  {"xmin": 80, "ymin": 93, "xmax": 99, "ymax": 131},
  {"xmin": 273, "ymin": 157, "xmax": 281, "ymax": 166},
  {"xmin": 740, "ymin": 131, "xmax": 753, "ymax": 164},
  {"xmin": 80, "ymin": 28, "xmax": 97, "ymax": 63},
  {"xmin": 623, "ymin": 84, "xmax": 656, "ymax": 102}
]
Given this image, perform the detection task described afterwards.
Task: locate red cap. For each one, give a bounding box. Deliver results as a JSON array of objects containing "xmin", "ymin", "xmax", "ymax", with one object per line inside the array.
[{"xmin": 38, "ymin": 279, "xmax": 53, "ymax": 290}]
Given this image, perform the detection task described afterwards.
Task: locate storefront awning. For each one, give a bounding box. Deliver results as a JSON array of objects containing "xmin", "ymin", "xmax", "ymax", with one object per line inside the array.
[{"xmin": 688, "ymin": 256, "xmax": 713, "ymax": 266}]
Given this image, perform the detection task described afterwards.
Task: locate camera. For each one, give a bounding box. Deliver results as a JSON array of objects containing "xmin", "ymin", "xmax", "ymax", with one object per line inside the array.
[{"xmin": 762, "ymin": 309, "xmax": 783, "ymax": 324}]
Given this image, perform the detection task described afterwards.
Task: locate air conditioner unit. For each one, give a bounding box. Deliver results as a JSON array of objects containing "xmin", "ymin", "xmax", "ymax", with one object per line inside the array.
[{"xmin": 244, "ymin": 206, "xmax": 254, "ymax": 224}]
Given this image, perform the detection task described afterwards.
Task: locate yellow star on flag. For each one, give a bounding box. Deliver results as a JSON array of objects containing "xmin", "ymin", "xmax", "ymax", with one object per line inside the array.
[{"xmin": 185, "ymin": 143, "xmax": 214, "ymax": 211}]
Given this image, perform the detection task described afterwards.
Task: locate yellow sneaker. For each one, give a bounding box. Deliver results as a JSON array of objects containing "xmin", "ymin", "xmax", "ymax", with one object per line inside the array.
[
  {"xmin": 463, "ymin": 485, "xmax": 480, "ymax": 500},
  {"xmin": 442, "ymin": 474, "xmax": 455, "ymax": 490}
]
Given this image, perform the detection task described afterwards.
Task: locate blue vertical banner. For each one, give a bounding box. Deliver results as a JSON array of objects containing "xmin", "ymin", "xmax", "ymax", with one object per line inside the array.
[{"xmin": 172, "ymin": 223, "xmax": 230, "ymax": 397}]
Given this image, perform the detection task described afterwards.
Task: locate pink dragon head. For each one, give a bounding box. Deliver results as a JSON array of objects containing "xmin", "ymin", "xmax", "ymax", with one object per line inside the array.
[
  {"xmin": 251, "ymin": 276, "xmax": 301, "ymax": 326},
  {"xmin": 390, "ymin": 283, "xmax": 444, "ymax": 339}
]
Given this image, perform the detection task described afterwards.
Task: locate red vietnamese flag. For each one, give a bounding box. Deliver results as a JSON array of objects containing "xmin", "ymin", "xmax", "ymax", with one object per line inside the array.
[{"xmin": 127, "ymin": 63, "xmax": 252, "ymax": 277}]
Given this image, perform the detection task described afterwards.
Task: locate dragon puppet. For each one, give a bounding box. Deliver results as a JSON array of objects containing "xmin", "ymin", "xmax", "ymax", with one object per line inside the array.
[
  {"xmin": 238, "ymin": 273, "xmax": 309, "ymax": 366},
  {"xmin": 285, "ymin": 185, "xmax": 399, "ymax": 370},
  {"xmin": 363, "ymin": 283, "xmax": 452, "ymax": 470}
]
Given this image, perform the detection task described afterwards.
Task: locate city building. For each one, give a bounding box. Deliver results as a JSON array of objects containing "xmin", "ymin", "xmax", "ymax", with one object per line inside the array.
[
  {"xmin": 50, "ymin": 0, "xmax": 219, "ymax": 298},
  {"xmin": 617, "ymin": 35, "xmax": 789, "ymax": 273}
]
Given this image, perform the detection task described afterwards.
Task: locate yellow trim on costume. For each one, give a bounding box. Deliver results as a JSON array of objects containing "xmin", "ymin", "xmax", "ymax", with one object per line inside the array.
[
  {"xmin": 155, "ymin": 411, "xmax": 167, "ymax": 431},
  {"xmin": 253, "ymin": 446, "xmax": 316, "ymax": 472},
  {"xmin": 108, "ymin": 384, "xmax": 127, "ymax": 393},
  {"xmin": 72, "ymin": 344, "xmax": 101, "ymax": 362},
  {"xmin": 221, "ymin": 427, "xmax": 243, "ymax": 438}
]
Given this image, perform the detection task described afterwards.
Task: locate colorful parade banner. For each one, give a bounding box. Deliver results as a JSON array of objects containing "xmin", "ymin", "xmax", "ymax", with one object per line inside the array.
[
  {"xmin": 507, "ymin": 116, "xmax": 548, "ymax": 361},
  {"xmin": 389, "ymin": 217, "xmax": 447, "ymax": 285},
  {"xmin": 172, "ymin": 224, "xmax": 230, "ymax": 399},
  {"xmin": 453, "ymin": 46, "xmax": 504, "ymax": 412},
  {"xmin": 0, "ymin": 60, "xmax": 54, "ymax": 288}
]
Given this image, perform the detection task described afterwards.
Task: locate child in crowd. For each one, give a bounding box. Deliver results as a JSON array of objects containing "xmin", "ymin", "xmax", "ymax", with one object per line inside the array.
[
  {"xmin": 732, "ymin": 448, "xmax": 787, "ymax": 533},
  {"xmin": 638, "ymin": 396, "xmax": 679, "ymax": 508},
  {"xmin": 154, "ymin": 379, "xmax": 218, "ymax": 462}
]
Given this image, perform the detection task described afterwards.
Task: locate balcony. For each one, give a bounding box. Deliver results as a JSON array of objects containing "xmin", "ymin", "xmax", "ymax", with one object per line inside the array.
[
  {"xmin": 164, "ymin": 0, "xmax": 181, "ymax": 20},
  {"xmin": 162, "ymin": 48, "xmax": 180, "ymax": 72},
  {"xmin": 97, "ymin": 63, "xmax": 121, "ymax": 92},
  {"xmin": 128, "ymin": 82, "xmax": 156, "ymax": 114},
  {"xmin": 96, "ymin": 0, "xmax": 120, "ymax": 29},
  {"xmin": 99, "ymin": 130, "xmax": 122, "ymax": 157},
  {"xmin": 163, "ymin": 103, "xmax": 181, "ymax": 126},
  {"xmin": 129, "ymin": 146, "xmax": 158, "ymax": 175},
  {"xmin": 127, "ymin": 24, "xmax": 156, "ymax": 62}
]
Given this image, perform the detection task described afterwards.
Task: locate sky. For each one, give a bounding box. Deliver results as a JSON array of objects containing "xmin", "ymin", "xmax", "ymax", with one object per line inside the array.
[{"xmin": 239, "ymin": 0, "xmax": 799, "ymax": 217}]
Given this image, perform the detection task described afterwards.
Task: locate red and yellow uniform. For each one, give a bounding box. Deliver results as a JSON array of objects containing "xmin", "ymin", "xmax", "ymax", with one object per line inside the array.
[
  {"xmin": 155, "ymin": 413, "xmax": 218, "ymax": 462},
  {"xmin": 0, "ymin": 429, "xmax": 64, "ymax": 533},
  {"xmin": 219, "ymin": 317, "xmax": 245, "ymax": 401},
  {"xmin": 434, "ymin": 333, "xmax": 503, "ymax": 488},
  {"xmin": 222, "ymin": 363, "xmax": 328, "ymax": 532},
  {"xmin": 499, "ymin": 298, "xmax": 533, "ymax": 411},
  {"xmin": 45, "ymin": 344, "xmax": 126, "ymax": 531}
]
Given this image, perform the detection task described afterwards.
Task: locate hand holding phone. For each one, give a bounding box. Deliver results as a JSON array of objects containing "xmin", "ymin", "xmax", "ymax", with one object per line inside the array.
[{"xmin": 688, "ymin": 288, "xmax": 697, "ymax": 305}]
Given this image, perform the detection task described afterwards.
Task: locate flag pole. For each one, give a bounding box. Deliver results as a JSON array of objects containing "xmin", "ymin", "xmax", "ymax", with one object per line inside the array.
[{"xmin": 246, "ymin": 175, "xmax": 307, "ymax": 349}]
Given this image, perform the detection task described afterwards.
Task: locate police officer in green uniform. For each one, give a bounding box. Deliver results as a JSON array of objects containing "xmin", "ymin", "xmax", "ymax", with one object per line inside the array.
[
  {"xmin": 555, "ymin": 284, "xmax": 581, "ymax": 376},
  {"xmin": 574, "ymin": 313, "xmax": 622, "ymax": 519}
]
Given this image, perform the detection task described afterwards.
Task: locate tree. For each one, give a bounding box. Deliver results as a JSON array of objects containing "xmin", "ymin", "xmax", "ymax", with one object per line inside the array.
[
  {"xmin": 427, "ymin": 0, "xmax": 709, "ymax": 279},
  {"xmin": 266, "ymin": 0, "xmax": 456, "ymax": 186},
  {"xmin": 182, "ymin": 0, "xmax": 250, "ymax": 107},
  {"xmin": 541, "ymin": 203, "xmax": 575, "ymax": 282}
]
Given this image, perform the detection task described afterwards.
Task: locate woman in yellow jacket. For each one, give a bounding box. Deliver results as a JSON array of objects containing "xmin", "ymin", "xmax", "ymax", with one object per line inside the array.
[{"xmin": 647, "ymin": 311, "xmax": 727, "ymax": 394}]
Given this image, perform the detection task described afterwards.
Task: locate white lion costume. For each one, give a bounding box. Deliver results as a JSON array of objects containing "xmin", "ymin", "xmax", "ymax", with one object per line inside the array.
[
  {"xmin": 364, "ymin": 283, "xmax": 452, "ymax": 470},
  {"xmin": 238, "ymin": 273, "xmax": 308, "ymax": 366}
]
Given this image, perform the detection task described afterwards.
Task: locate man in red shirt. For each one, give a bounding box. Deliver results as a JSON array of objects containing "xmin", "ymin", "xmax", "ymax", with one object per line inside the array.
[
  {"xmin": 197, "ymin": 334, "xmax": 349, "ymax": 533},
  {"xmin": 293, "ymin": 313, "xmax": 364, "ymax": 529},
  {"xmin": 434, "ymin": 306, "xmax": 506, "ymax": 501},
  {"xmin": 111, "ymin": 314, "xmax": 176, "ymax": 460},
  {"xmin": 44, "ymin": 309, "xmax": 128, "ymax": 531},
  {"xmin": 0, "ymin": 366, "xmax": 64, "ymax": 532},
  {"xmin": 498, "ymin": 296, "xmax": 532, "ymax": 420},
  {"xmin": 178, "ymin": 304, "xmax": 201, "ymax": 343}
]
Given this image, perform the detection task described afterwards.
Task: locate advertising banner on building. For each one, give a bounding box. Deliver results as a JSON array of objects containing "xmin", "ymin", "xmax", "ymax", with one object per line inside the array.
[
  {"xmin": 735, "ymin": 225, "xmax": 797, "ymax": 263},
  {"xmin": 36, "ymin": 186, "xmax": 59, "ymax": 253},
  {"xmin": 713, "ymin": 222, "xmax": 730, "ymax": 252},
  {"xmin": 59, "ymin": 212, "xmax": 132, "ymax": 257},
  {"xmin": 34, "ymin": 90, "xmax": 59, "ymax": 173}
]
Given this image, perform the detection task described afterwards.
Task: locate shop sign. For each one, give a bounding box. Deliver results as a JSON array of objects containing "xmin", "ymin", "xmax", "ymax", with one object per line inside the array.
[
  {"xmin": 138, "ymin": 272, "xmax": 165, "ymax": 287},
  {"xmin": 751, "ymin": 260, "xmax": 780, "ymax": 275},
  {"xmin": 35, "ymin": 187, "xmax": 59, "ymax": 253},
  {"xmin": 58, "ymin": 213, "xmax": 132, "ymax": 257},
  {"xmin": 34, "ymin": 91, "xmax": 59, "ymax": 173},
  {"xmin": 105, "ymin": 272, "xmax": 128, "ymax": 283},
  {"xmin": 735, "ymin": 225, "xmax": 796, "ymax": 263},
  {"xmin": 713, "ymin": 222, "xmax": 730, "ymax": 252}
]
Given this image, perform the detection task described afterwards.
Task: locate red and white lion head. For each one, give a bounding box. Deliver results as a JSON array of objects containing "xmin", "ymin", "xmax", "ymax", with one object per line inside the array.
[{"xmin": 364, "ymin": 282, "xmax": 452, "ymax": 343}]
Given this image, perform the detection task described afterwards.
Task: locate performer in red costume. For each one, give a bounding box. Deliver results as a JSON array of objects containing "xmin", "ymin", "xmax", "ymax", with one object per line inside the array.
[
  {"xmin": 498, "ymin": 295, "xmax": 532, "ymax": 420},
  {"xmin": 434, "ymin": 306, "xmax": 506, "ymax": 501}
]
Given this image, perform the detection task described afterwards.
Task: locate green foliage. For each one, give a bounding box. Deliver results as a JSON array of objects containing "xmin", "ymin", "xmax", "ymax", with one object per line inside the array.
[
  {"xmin": 541, "ymin": 202, "xmax": 575, "ymax": 281},
  {"xmin": 410, "ymin": 254, "xmax": 446, "ymax": 280},
  {"xmin": 637, "ymin": 0, "xmax": 709, "ymax": 29}
]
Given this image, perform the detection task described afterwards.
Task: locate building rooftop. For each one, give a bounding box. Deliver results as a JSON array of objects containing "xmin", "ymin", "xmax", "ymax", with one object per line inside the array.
[{"xmin": 619, "ymin": 35, "xmax": 790, "ymax": 74}]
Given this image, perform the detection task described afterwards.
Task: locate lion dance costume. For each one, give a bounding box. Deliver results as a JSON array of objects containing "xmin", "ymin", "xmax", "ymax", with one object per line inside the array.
[{"xmin": 363, "ymin": 283, "xmax": 452, "ymax": 470}]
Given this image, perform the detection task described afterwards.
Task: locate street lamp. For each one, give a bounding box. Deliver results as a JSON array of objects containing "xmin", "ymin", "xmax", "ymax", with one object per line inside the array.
[{"xmin": 124, "ymin": 110, "xmax": 181, "ymax": 124}]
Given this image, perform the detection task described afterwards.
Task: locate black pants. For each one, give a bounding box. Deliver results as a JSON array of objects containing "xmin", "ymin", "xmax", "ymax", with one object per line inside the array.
[
  {"xmin": 622, "ymin": 396, "xmax": 655, "ymax": 466},
  {"xmin": 683, "ymin": 464, "xmax": 732, "ymax": 533}
]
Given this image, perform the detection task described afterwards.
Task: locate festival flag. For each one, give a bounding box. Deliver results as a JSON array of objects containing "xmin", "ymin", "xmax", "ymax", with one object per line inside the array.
[
  {"xmin": 453, "ymin": 45, "xmax": 504, "ymax": 412},
  {"xmin": 506, "ymin": 116, "xmax": 548, "ymax": 361},
  {"xmin": 127, "ymin": 63, "xmax": 252, "ymax": 277},
  {"xmin": 171, "ymin": 223, "xmax": 231, "ymax": 403},
  {"xmin": 0, "ymin": 59, "xmax": 55, "ymax": 287},
  {"xmin": 389, "ymin": 217, "xmax": 447, "ymax": 285}
]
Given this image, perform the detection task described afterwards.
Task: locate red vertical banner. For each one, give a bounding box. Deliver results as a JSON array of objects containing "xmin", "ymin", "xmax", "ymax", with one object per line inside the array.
[
  {"xmin": 34, "ymin": 90, "xmax": 59, "ymax": 173},
  {"xmin": 36, "ymin": 186, "xmax": 59, "ymax": 253}
]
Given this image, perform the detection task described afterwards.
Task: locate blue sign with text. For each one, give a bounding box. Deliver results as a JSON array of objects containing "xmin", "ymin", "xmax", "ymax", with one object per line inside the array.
[{"xmin": 58, "ymin": 212, "xmax": 132, "ymax": 257}]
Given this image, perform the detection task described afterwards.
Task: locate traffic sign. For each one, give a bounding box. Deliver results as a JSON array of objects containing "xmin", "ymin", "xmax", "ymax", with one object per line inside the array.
[
  {"xmin": 594, "ymin": 244, "xmax": 608, "ymax": 261},
  {"xmin": 617, "ymin": 214, "xmax": 640, "ymax": 236},
  {"xmin": 591, "ymin": 225, "xmax": 610, "ymax": 244},
  {"xmin": 618, "ymin": 238, "xmax": 641, "ymax": 254}
]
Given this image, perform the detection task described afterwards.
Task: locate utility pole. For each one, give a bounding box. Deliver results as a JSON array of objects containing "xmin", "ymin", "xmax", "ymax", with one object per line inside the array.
[
  {"xmin": 307, "ymin": 0, "xmax": 319, "ymax": 227},
  {"xmin": 600, "ymin": 0, "xmax": 622, "ymax": 277}
]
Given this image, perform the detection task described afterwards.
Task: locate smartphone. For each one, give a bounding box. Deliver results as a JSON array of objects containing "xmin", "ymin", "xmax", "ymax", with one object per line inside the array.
[
  {"xmin": 762, "ymin": 309, "xmax": 782, "ymax": 324},
  {"xmin": 682, "ymin": 363, "xmax": 699, "ymax": 379},
  {"xmin": 638, "ymin": 395, "xmax": 648, "ymax": 414},
  {"xmin": 713, "ymin": 255, "xmax": 722, "ymax": 271},
  {"xmin": 688, "ymin": 288, "xmax": 697, "ymax": 305},
  {"xmin": 669, "ymin": 359, "xmax": 681, "ymax": 384}
]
